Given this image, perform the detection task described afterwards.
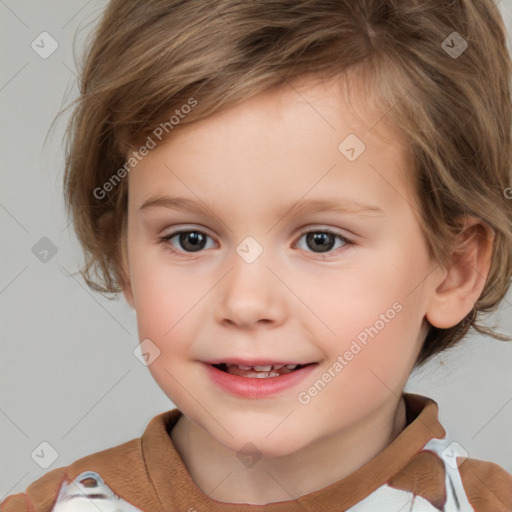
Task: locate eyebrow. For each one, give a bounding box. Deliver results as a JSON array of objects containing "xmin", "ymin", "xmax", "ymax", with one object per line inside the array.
[{"xmin": 139, "ymin": 195, "xmax": 386, "ymax": 218}]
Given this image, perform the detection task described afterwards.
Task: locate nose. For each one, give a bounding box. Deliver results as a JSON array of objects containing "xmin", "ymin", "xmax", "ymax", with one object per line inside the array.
[{"xmin": 214, "ymin": 252, "xmax": 288, "ymax": 330}]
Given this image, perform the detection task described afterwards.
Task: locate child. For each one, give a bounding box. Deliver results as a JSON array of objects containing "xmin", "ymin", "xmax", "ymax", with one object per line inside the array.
[{"xmin": 3, "ymin": 0, "xmax": 512, "ymax": 510}]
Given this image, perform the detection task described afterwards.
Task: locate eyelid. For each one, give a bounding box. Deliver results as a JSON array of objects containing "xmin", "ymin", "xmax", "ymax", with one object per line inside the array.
[
  {"xmin": 160, "ymin": 224, "xmax": 217, "ymax": 241},
  {"xmin": 296, "ymin": 225, "xmax": 355, "ymax": 240},
  {"xmin": 160, "ymin": 225, "xmax": 354, "ymax": 243},
  {"xmin": 160, "ymin": 226, "xmax": 218, "ymax": 257},
  {"xmin": 292, "ymin": 228, "xmax": 355, "ymax": 255},
  {"xmin": 160, "ymin": 224, "xmax": 355, "ymax": 257}
]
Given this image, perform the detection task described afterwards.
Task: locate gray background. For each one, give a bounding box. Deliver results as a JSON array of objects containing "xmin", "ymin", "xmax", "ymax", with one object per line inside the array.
[{"xmin": 1, "ymin": 0, "xmax": 511, "ymax": 499}]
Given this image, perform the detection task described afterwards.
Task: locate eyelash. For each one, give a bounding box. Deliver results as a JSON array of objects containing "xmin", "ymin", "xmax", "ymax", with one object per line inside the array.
[{"xmin": 159, "ymin": 228, "xmax": 355, "ymax": 258}]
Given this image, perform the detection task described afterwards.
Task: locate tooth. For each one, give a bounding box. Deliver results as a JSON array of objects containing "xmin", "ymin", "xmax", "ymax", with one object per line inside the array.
[
  {"xmin": 253, "ymin": 365, "xmax": 272, "ymax": 371},
  {"xmin": 255, "ymin": 372, "xmax": 270, "ymax": 378},
  {"xmin": 237, "ymin": 365, "xmax": 252, "ymax": 370},
  {"xmin": 286, "ymin": 364, "xmax": 298, "ymax": 369},
  {"xmin": 271, "ymin": 364, "xmax": 286, "ymax": 370},
  {"xmin": 268, "ymin": 371, "xmax": 279, "ymax": 377}
]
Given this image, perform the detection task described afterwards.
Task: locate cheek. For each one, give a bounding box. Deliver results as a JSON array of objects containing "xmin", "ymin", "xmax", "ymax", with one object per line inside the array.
[
  {"xmin": 129, "ymin": 251, "xmax": 198, "ymax": 348},
  {"xmin": 311, "ymin": 269, "xmax": 414, "ymax": 347},
  {"xmin": 307, "ymin": 306, "xmax": 420, "ymax": 418},
  {"xmin": 313, "ymin": 247, "xmax": 427, "ymax": 380}
]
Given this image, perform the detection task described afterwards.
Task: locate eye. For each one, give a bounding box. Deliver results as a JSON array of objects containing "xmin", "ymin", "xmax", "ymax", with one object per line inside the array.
[
  {"xmin": 161, "ymin": 230, "xmax": 216, "ymax": 255},
  {"xmin": 294, "ymin": 229, "xmax": 353, "ymax": 254},
  {"xmin": 160, "ymin": 228, "xmax": 354, "ymax": 257}
]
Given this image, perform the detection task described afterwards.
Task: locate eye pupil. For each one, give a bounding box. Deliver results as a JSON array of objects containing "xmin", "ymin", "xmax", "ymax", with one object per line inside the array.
[
  {"xmin": 168, "ymin": 230, "xmax": 346, "ymax": 256},
  {"xmin": 180, "ymin": 232, "xmax": 206, "ymax": 251},
  {"xmin": 306, "ymin": 232, "xmax": 334, "ymax": 253}
]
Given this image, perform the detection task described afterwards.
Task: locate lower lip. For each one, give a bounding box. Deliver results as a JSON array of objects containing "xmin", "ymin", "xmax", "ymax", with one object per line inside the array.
[{"xmin": 203, "ymin": 363, "xmax": 318, "ymax": 399}]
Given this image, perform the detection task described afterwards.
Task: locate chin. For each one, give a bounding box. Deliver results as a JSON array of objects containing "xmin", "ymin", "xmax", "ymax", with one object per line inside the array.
[{"xmin": 219, "ymin": 425, "xmax": 309, "ymax": 460}]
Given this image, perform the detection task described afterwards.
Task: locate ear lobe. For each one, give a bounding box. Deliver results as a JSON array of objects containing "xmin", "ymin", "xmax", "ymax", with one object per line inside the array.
[{"xmin": 425, "ymin": 216, "xmax": 494, "ymax": 329}]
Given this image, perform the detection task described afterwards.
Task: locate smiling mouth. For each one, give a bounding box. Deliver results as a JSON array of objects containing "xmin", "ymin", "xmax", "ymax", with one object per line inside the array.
[{"xmin": 212, "ymin": 362, "xmax": 315, "ymax": 378}]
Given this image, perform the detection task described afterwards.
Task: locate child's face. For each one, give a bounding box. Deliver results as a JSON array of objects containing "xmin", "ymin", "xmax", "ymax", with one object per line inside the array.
[{"xmin": 123, "ymin": 76, "xmax": 443, "ymax": 456}]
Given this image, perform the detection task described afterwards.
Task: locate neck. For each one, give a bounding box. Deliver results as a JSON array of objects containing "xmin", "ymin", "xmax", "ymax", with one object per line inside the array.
[{"xmin": 170, "ymin": 395, "xmax": 407, "ymax": 505}]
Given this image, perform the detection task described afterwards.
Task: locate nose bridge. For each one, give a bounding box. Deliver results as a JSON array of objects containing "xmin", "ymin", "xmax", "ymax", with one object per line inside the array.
[{"xmin": 215, "ymin": 238, "xmax": 288, "ymax": 328}]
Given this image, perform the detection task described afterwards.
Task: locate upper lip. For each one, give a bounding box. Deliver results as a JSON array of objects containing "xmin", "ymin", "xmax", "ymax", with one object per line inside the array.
[{"xmin": 204, "ymin": 359, "xmax": 315, "ymax": 366}]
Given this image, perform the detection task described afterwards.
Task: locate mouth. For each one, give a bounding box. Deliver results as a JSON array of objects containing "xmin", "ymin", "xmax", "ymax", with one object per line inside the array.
[
  {"xmin": 203, "ymin": 360, "xmax": 319, "ymax": 398},
  {"xmin": 209, "ymin": 362, "xmax": 316, "ymax": 378}
]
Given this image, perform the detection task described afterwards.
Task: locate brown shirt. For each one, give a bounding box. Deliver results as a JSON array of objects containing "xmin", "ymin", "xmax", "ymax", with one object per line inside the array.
[{"xmin": 2, "ymin": 393, "xmax": 511, "ymax": 511}]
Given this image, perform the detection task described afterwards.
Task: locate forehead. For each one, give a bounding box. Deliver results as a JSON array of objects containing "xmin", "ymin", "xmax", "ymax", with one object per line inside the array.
[
  {"xmin": 160, "ymin": 74, "xmax": 405, "ymax": 151},
  {"xmin": 126, "ymin": 75, "xmax": 416, "ymax": 218}
]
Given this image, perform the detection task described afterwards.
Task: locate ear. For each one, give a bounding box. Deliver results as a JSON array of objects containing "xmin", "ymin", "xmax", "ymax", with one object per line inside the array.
[{"xmin": 425, "ymin": 216, "xmax": 494, "ymax": 329}]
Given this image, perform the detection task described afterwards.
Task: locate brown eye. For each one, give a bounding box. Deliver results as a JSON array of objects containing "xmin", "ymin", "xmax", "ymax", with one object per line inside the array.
[
  {"xmin": 161, "ymin": 230, "xmax": 215, "ymax": 254},
  {"xmin": 176, "ymin": 231, "xmax": 207, "ymax": 251},
  {"xmin": 305, "ymin": 232, "xmax": 335, "ymax": 253},
  {"xmin": 295, "ymin": 230, "xmax": 352, "ymax": 255}
]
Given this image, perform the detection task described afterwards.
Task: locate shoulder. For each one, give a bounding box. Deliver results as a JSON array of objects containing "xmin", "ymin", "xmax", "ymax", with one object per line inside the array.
[
  {"xmin": 459, "ymin": 458, "xmax": 512, "ymax": 512},
  {"xmin": 1, "ymin": 466, "xmax": 68, "ymax": 512},
  {"xmin": 1, "ymin": 438, "xmax": 142, "ymax": 512},
  {"xmin": 387, "ymin": 438, "xmax": 512, "ymax": 511}
]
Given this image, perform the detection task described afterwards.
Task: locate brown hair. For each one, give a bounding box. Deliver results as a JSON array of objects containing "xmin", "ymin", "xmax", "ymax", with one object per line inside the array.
[{"xmin": 59, "ymin": 0, "xmax": 512, "ymax": 368}]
